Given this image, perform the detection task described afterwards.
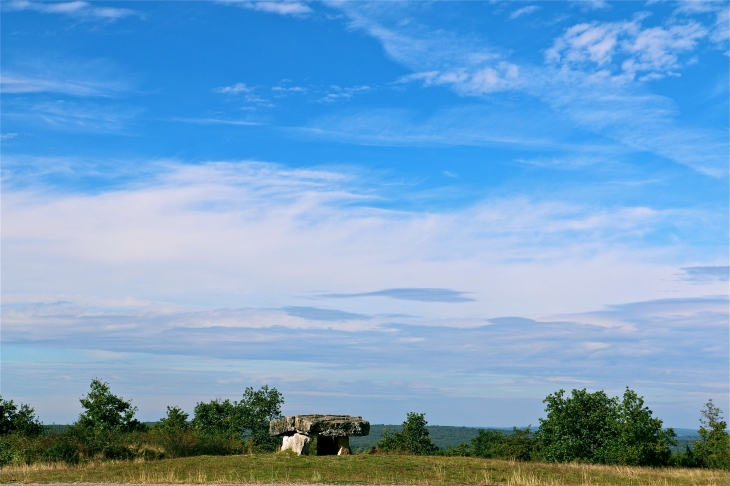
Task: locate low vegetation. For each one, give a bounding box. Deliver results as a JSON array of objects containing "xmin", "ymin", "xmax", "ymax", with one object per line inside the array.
[
  {"xmin": 0, "ymin": 379, "xmax": 282, "ymax": 466},
  {"xmin": 1, "ymin": 378, "xmax": 728, "ymax": 485},
  {"xmin": 1, "ymin": 453, "xmax": 728, "ymax": 485}
]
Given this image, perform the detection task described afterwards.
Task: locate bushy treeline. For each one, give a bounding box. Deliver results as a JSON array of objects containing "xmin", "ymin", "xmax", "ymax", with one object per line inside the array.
[
  {"xmin": 2, "ymin": 382, "xmax": 728, "ymax": 470},
  {"xmin": 0, "ymin": 379, "xmax": 283, "ymax": 466},
  {"xmin": 375, "ymin": 388, "xmax": 729, "ymax": 469}
]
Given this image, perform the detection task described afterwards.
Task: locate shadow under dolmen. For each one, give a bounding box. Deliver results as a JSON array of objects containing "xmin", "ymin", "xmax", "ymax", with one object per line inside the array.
[{"xmin": 269, "ymin": 414, "xmax": 370, "ymax": 455}]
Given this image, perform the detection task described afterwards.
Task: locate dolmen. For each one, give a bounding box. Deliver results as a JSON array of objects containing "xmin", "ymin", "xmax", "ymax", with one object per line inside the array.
[{"xmin": 269, "ymin": 414, "xmax": 369, "ymax": 455}]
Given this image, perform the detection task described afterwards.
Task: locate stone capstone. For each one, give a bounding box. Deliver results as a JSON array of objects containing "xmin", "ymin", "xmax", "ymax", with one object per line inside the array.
[{"xmin": 269, "ymin": 414, "xmax": 370, "ymax": 438}]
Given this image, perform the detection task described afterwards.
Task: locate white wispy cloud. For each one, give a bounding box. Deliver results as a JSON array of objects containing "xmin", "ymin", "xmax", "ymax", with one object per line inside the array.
[
  {"xmin": 536, "ymin": 69, "xmax": 728, "ymax": 177},
  {"xmin": 220, "ymin": 0, "xmax": 311, "ymax": 16},
  {"xmin": 546, "ymin": 18, "xmax": 708, "ymax": 81},
  {"xmin": 213, "ymin": 82, "xmax": 273, "ymax": 107},
  {"xmin": 399, "ymin": 61, "xmax": 522, "ymax": 94},
  {"xmin": 1, "ymin": 74, "xmax": 126, "ymax": 97},
  {"xmin": 4, "ymin": 99, "xmax": 140, "ymax": 132},
  {"xmin": 4, "ymin": 0, "xmax": 139, "ymax": 20},
  {"xmin": 3, "ymin": 159, "xmax": 725, "ymax": 322},
  {"xmin": 299, "ymin": 105, "xmax": 569, "ymax": 148},
  {"xmin": 509, "ymin": 5, "xmax": 540, "ymax": 20},
  {"xmin": 318, "ymin": 85, "xmax": 371, "ymax": 102},
  {"xmin": 329, "ymin": 3, "xmax": 727, "ymax": 176},
  {"xmin": 168, "ymin": 117, "xmax": 261, "ymax": 126},
  {"xmin": 213, "ymin": 82, "xmax": 252, "ymax": 94}
]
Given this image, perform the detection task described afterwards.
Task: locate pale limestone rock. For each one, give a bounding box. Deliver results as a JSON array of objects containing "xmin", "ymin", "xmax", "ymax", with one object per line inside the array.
[{"xmin": 281, "ymin": 433, "xmax": 310, "ymax": 455}]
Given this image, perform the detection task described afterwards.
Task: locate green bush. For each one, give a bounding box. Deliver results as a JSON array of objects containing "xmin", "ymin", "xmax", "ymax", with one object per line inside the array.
[
  {"xmin": 469, "ymin": 427, "xmax": 537, "ymax": 461},
  {"xmin": 377, "ymin": 412, "xmax": 438, "ymax": 455},
  {"xmin": 0, "ymin": 441, "xmax": 17, "ymax": 466},
  {"xmin": 191, "ymin": 385, "xmax": 283, "ymax": 452},
  {"xmin": 536, "ymin": 387, "xmax": 675, "ymax": 466},
  {"xmin": 0, "ymin": 382, "xmax": 280, "ymax": 466},
  {"xmin": 76, "ymin": 379, "xmax": 145, "ymax": 433},
  {"xmin": 0, "ymin": 395, "xmax": 44, "ymax": 437},
  {"xmin": 191, "ymin": 399, "xmax": 238, "ymax": 437},
  {"xmin": 693, "ymin": 400, "xmax": 730, "ymax": 470},
  {"xmin": 155, "ymin": 406, "xmax": 189, "ymax": 432}
]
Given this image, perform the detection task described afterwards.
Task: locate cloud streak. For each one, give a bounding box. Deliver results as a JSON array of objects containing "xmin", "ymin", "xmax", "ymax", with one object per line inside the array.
[
  {"xmin": 2, "ymin": 294, "xmax": 726, "ymax": 426},
  {"xmin": 677, "ymin": 266, "xmax": 730, "ymax": 283},
  {"xmin": 3, "ymin": 159, "xmax": 726, "ymax": 320},
  {"xmin": 220, "ymin": 0, "xmax": 311, "ymax": 16},
  {"xmin": 332, "ymin": 3, "xmax": 728, "ymax": 176},
  {"xmin": 4, "ymin": 1, "xmax": 139, "ymax": 20},
  {"xmin": 319, "ymin": 288, "xmax": 474, "ymax": 303},
  {"xmin": 509, "ymin": 6, "xmax": 540, "ymax": 20}
]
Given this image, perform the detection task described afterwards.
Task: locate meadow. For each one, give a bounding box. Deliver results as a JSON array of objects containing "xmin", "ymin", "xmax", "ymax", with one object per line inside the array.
[{"xmin": 2, "ymin": 453, "xmax": 728, "ymax": 486}]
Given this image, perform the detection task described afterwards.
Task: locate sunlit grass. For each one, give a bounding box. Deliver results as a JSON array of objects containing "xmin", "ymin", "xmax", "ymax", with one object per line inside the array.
[{"xmin": 1, "ymin": 454, "xmax": 727, "ymax": 485}]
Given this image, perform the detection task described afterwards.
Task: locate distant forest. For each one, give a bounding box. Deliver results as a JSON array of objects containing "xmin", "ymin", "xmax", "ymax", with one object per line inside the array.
[{"xmin": 350, "ymin": 425, "xmax": 701, "ymax": 453}]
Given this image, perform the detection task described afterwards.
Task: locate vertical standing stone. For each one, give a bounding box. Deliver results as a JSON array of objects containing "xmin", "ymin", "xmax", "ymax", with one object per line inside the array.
[
  {"xmin": 281, "ymin": 433, "xmax": 311, "ymax": 455},
  {"xmin": 336, "ymin": 436, "xmax": 350, "ymax": 455}
]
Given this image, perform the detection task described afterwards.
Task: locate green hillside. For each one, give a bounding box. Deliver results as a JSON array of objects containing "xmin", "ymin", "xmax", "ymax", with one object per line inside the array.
[
  {"xmin": 350, "ymin": 424, "xmax": 513, "ymax": 452},
  {"xmin": 350, "ymin": 425, "xmax": 700, "ymax": 453}
]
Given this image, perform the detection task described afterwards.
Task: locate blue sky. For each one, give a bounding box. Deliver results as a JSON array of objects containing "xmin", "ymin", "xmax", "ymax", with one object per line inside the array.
[{"xmin": 1, "ymin": 0, "xmax": 728, "ymax": 429}]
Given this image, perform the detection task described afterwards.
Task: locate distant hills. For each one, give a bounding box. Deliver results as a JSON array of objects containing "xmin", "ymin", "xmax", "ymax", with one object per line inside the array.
[
  {"xmin": 43, "ymin": 423, "xmax": 702, "ymax": 452},
  {"xmin": 350, "ymin": 425, "xmax": 702, "ymax": 452}
]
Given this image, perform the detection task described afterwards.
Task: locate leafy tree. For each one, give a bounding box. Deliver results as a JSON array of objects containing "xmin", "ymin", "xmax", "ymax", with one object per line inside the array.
[
  {"xmin": 238, "ymin": 385, "xmax": 283, "ymax": 451},
  {"xmin": 377, "ymin": 412, "xmax": 438, "ymax": 455},
  {"xmin": 76, "ymin": 379, "xmax": 145, "ymax": 433},
  {"xmin": 156, "ymin": 406, "xmax": 190, "ymax": 431},
  {"xmin": 470, "ymin": 429, "xmax": 504, "ymax": 458},
  {"xmin": 501, "ymin": 427, "xmax": 537, "ymax": 461},
  {"xmin": 190, "ymin": 385, "xmax": 284, "ymax": 451},
  {"xmin": 191, "ymin": 399, "xmax": 238, "ymax": 437},
  {"xmin": 0, "ymin": 395, "xmax": 44, "ymax": 437},
  {"xmin": 694, "ymin": 399, "xmax": 730, "ymax": 469},
  {"xmin": 599, "ymin": 388, "xmax": 676, "ymax": 466},
  {"xmin": 537, "ymin": 388, "xmax": 618, "ymax": 463},
  {"xmin": 536, "ymin": 387, "xmax": 674, "ymax": 465}
]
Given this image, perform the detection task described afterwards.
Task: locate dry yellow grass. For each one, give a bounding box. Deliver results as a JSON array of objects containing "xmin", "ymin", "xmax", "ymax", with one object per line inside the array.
[{"xmin": 1, "ymin": 454, "xmax": 727, "ymax": 486}]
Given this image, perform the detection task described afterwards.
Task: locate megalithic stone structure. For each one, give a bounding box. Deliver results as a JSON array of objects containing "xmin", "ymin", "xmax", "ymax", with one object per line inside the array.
[{"xmin": 270, "ymin": 414, "xmax": 370, "ymax": 456}]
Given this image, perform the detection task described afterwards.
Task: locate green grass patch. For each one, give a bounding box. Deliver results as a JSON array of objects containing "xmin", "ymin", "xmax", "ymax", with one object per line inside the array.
[{"xmin": 1, "ymin": 453, "xmax": 728, "ymax": 485}]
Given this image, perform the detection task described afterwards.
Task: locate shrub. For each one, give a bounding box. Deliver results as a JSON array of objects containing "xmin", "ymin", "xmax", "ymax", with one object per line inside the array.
[
  {"xmin": 536, "ymin": 387, "xmax": 674, "ymax": 466},
  {"xmin": 0, "ymin": 396, "xmax": 44, "ymax": 437},
  {"xmin": 76, "ymin": 379, "xmax": 145, "ymax": 433},
  {"xmin": 191, "ymin": 399, "xmax": 238, "ymax": 437},
  {"xmin": 238, "ymin": 385, "xmax": 283, "ymax": 451},
  {"xmin": 377, "ymin": 412, "xmax": 438, "ymax": 455},
  {"xmin": 0, "ymin": 440, "xmax": 17, "ymax": 466},
  {"xmin": 190, "ymin": 385, "xmax": 283, "ymax": 451},
  {"xmin": 598, "ymin": 388, "xmax": 676, "ymax": 466},
  {"xmin": 693, "ymin": 399, "xmax": 730, "ymax": 469},
  {"xmin": 470, "ymin": 427, "xmax": 537, "ymax": 461},
  {"xmin": 155, "ymin": 406, "xmax": 189, "ymax": 432}
]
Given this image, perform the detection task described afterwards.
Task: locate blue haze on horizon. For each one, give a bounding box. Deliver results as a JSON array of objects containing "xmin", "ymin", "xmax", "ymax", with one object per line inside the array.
[{"xmin": 1, "ymin": 0, "xmax": 728, "ymax": 429}]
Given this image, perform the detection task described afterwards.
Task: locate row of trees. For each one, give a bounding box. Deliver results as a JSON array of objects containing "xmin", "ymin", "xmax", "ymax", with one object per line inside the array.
[
  {"xmin": 375, "ymin": 388, "xmax": 729, "ymax": 469},
  {"xmin": 1, "ymin": 381, "xmax": 728, "ymax": 469},
  {"xmin": 0, "ymin": 379, "xmax": 284, "ymax": 466}
]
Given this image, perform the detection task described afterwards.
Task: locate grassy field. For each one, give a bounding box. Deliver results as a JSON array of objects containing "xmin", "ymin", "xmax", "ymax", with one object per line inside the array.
[{"xmin": 1, "ymin": 454, "xmax": 727, "ymax": 486}]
